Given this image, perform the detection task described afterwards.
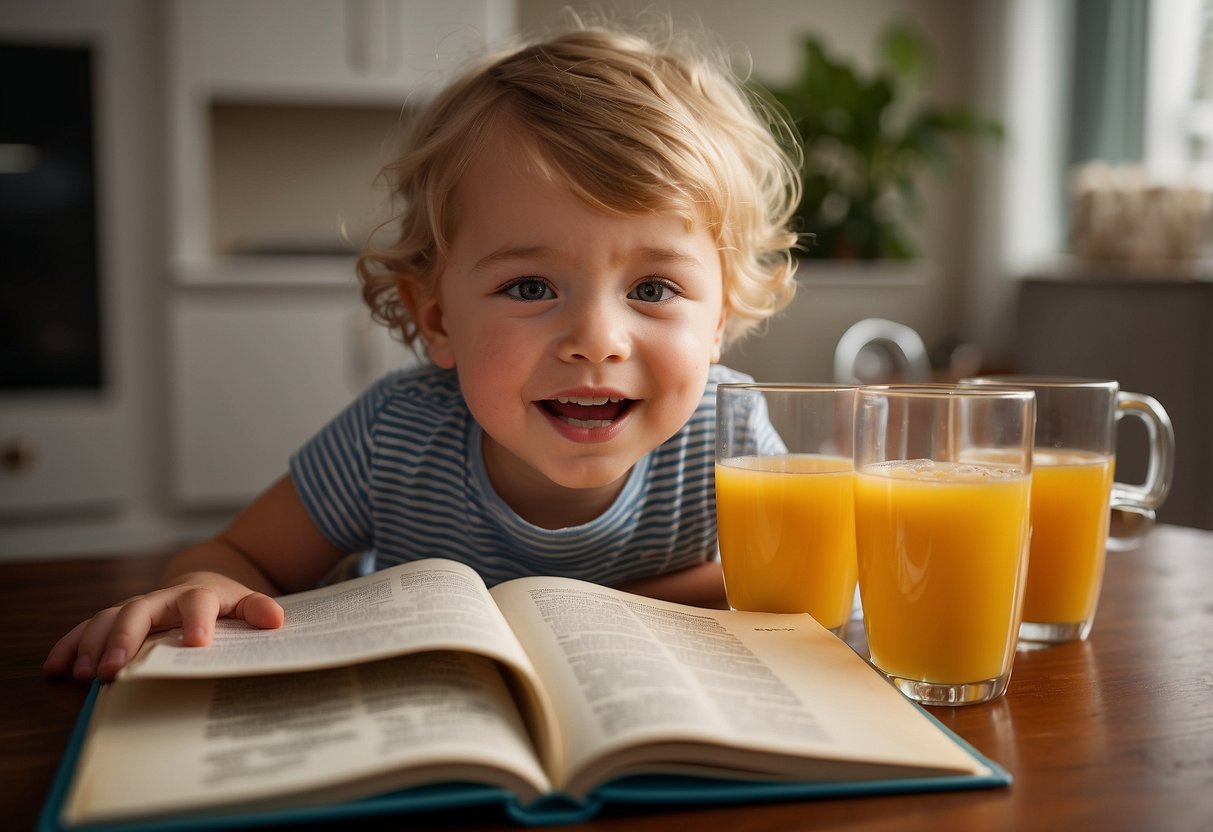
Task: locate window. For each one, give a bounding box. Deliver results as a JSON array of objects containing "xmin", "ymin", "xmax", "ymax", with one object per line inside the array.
[{"xmin": 1145, "ymin": 0, "xmax": 1213, "ymax": 188}]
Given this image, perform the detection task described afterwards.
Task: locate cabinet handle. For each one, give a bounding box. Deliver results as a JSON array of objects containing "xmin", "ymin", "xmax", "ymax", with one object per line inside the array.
[
  {"xmin": 0, "ymin": 437, "xmax": 37, "ymax": 474},
  {"xmin": 345, "ymin": 0, "xmax": 401, "ymax": 76}
]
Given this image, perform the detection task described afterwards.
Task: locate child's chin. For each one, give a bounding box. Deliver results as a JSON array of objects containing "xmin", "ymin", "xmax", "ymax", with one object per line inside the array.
[{"xmin": 539, "ymin": 458, "xmax": 638, "ymax": 492}]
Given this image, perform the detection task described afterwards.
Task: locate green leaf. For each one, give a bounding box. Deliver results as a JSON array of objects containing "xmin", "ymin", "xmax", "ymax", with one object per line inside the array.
[
  {"xmin": 880, "ymin": 24, "xmax": 932, "ymax": 82},
  {"xmin": 758, "ymin": 24, "xmax": 1001, "ymax": 261}
]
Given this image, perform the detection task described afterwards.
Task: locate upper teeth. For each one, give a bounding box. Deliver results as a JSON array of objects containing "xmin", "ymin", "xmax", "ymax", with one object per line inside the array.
[{"xmin": 556, "ymin": 396, "xmax": 621, "ymax": 405}]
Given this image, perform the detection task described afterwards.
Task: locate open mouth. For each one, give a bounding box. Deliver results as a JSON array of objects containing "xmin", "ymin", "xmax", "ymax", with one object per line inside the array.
[{"xmin": 540, "ymin": 395, "xmax": 635, "ymax": 429}]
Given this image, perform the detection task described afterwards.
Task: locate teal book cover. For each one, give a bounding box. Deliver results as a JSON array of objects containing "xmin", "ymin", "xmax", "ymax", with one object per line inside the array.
[{"xmin": 38, "ymin": 680, "xmax": 1010, "ymax": 831}]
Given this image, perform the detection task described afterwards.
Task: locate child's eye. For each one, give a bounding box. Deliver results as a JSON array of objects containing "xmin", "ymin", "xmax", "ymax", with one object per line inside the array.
[
  {"xmin": 628, "ymin": 279, "xmax": 679, "ymax": 303},
  {"xmin": 501, "ymin": 277, "xmax": 555, "ymax": 301}
]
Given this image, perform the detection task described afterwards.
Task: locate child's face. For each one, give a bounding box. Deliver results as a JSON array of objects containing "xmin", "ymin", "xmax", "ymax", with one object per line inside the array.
[{"xmin": 409, "ymin": 136, "xmax": 726, "ymax": 506}]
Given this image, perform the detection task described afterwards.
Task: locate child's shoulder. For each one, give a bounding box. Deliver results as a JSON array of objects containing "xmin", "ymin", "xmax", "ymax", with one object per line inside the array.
[{"xmin": 369, "ymin": 362, "xmax": 465, "ymax": 410}]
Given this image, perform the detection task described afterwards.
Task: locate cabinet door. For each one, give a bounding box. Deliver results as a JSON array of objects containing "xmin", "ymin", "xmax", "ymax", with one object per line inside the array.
[
  {"xmin": 177, "ymin": 0, "xmax": 513, "ymax": 102},
  {"xmin": 169, "ymin": 292, "xmax": 416, "ymax": 507},
  {"xmin": 1016, "ymin": 278, "xmax": 1213, "ymax": 530},
  {"xmin": 0, "ymin": 404, "xmax": 129, "ymax": 518}
]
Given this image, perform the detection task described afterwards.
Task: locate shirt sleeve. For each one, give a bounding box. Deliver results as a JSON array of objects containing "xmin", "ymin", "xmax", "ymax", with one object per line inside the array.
[{"xmin": 289, "ymin": 377, "xmax": 389, "ymax": 554}]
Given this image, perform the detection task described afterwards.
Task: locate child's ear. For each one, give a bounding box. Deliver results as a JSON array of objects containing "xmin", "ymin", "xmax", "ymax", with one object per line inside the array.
[{"xmin": 396, "ymin": 274, "xmax": 455, "ymax": 369}]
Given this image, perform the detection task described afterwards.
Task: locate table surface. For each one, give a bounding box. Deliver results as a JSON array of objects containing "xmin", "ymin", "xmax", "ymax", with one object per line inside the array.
[{"xmin": 4, "ymin": 524, "xmax": 1212, "ymax": 832}]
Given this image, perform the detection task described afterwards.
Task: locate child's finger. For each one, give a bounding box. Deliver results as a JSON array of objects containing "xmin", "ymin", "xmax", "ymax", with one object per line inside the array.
[
  {"xmin": 43, "ymin": 619, "xmax": 90, "ymax": 677},
  {"xmin": 70, "ymin": 606, "xmax": 124, "ymax": 681},
  {"xmin": 45, "ymin": 582, "xmax": 283, "ymax": 683},
  {"xmin": 235, "ymin": 592, "xmax": 285, "ymax": 630},
  {"xmin": 95, "ymin": 594, "xmax": 178, "ymax": 681},
  {"xmin": 175, "ymin": 586, "xmax": 223, "ymax": 647}
]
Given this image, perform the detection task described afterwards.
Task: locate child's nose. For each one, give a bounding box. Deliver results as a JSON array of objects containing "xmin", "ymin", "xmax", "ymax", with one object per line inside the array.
[{"xmin": 557, "ymin": 303, "xmax": 631, "ymax": 364}]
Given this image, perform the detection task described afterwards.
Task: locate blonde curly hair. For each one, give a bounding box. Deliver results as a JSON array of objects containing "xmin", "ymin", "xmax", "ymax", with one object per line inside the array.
[{"xmin": 358, "ymin": 23, "xmax": 802, "ymax": 351}]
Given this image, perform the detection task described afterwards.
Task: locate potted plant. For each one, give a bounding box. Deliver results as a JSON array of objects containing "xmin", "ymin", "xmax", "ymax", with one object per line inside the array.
[{"xmin": 762, "ymin": 24, "xmax": 1002, "ymax": 261}]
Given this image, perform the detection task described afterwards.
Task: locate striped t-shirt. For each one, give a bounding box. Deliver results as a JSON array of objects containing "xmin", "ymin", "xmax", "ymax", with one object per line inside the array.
[{"xmin": 290, "ymin": 362, "xmax": 757, "ymax": 587}]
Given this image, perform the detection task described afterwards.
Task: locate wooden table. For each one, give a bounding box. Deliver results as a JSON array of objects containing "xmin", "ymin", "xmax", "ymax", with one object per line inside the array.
[{"xmin": 4, "ymin": 524, "xmax": 1212, "ymax": 831}]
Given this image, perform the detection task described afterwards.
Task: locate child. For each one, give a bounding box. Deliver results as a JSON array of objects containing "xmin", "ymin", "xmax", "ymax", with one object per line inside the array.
[{"xmin": 45, "ymin": 21, "xmax": 802, "ymax": 683}]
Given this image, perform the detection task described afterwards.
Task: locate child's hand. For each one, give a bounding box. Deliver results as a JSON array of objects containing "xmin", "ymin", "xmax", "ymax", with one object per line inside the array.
[{"xmin": 43, "ymin": 572, "xmax": 285, "ymax": 682}]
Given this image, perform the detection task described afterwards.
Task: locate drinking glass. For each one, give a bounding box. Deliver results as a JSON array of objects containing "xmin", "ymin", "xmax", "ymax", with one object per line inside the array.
[
  {"xmin": 854, "ymin": 385, "xmax": 1034, "ymax": 705},
  {"xmin": 715, "ymin": 384, "xmax": 858, "ymax": 636},
  {"xmin": 962, "ymin": 376, "xmax": 1174, "ymax": 643}
]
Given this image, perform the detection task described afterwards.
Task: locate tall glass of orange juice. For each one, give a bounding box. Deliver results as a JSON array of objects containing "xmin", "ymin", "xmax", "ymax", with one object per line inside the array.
[
  {"xmin": 854, "ymin": 385, "xmax": 1034, "ymax": 706},
  {"xmin": 962, "ymin": 376, "xmax": 1174, "ymax": 643},
  {"xmin": 715, "ymin": 384, "xmax": 857, "ymax": 635}
]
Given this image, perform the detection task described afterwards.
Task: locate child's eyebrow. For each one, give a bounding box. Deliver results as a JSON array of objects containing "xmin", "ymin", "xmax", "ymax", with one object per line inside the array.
[
  {"xmin": 472, "ymin": 246, "xmax": 549, "ymax": 273},
  {"xmin": 472, "ymin": 245, "xmax": 706, "ymax": 273},
  {"xmin": 634, "ymin": 247, "xmax": 708, "ymax": 270}
]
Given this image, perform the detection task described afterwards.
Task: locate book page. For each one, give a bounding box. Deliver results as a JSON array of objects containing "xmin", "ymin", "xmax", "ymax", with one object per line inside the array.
[
  {"xmin": 118, "ymin": 558, "xmax": 564, "ymax": 778},
  {"xmin": 121, "ymin": 559, "xmax": 532, "ymax": 679},
  {"xmin": 62, "ymin": 651, "xmax": 553, "ymax": 826},
  {"xmin": 489, "ymin": 578, "xmax": 990, "ymax": 796}
]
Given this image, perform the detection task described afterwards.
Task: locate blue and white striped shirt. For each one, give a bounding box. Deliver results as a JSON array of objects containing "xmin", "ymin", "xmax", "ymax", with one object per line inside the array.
[{"xmin": 290, "ymin": 362, "xmax": 756, "ymax": 587}]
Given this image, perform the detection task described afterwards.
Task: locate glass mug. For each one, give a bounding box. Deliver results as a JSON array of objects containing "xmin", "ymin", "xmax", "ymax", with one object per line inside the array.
[
  {"xmin": 853, "ymin": 385, "xmax": 1034, "ymax": 706},
  {"xmin": 715, "ymin": 384, "xmax": 858, "ymax": 636},
  {"xmin": 962, "ymin": 376, "xmax": 1174, "ymax": 643}
]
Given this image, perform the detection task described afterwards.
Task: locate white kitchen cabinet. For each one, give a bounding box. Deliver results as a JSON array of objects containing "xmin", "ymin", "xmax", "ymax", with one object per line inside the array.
[
  {"xmin": 167, "ymin": 0, "xmax": 516, "ymax": 270},
  {"xmin": 174, "ymin": 0, "xmax": 513, "ymax": 103},
  {"xmin": 169, "ymin": 291, "xmax": 418, "ymax": 506},
  {"xmin": 0, "ymin": 1, "xmax": 151, "ymax": 527},
  {"xmin": 164, "ymin": 1, "xmax": 510, "ymax": 508},
  {"xmin": 0, "ymin": 404, "xmax": 129, "ymax": 518}
]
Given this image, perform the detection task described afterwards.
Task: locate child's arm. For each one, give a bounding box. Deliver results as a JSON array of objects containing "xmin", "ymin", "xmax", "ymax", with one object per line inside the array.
[
  {"xmin": 616, "ymin": 560, "xmax": 728, "ymax": 609},
  {"xmin": 43, "ymin": 475, "xmax": 346, "ymax": 682}
]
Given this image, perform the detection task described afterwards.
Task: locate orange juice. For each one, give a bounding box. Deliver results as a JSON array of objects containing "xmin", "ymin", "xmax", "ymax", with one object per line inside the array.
[
  {"xmin": 715, "ymin": 454, "xmax": 857, "ymax": 630},
  {"xmin": 855, "ymin": 460, "xmax": 1031, "ymax": 684},
  {"xmin": 1023, "ymin": 449, "xmax": 1114, "ymax": 626}
]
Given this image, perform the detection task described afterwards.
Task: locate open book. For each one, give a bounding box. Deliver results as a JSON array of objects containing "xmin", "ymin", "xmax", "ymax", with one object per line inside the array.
[{"xmin": 46, "ymin": 559, "xmax": 1007, "ymax": 829}]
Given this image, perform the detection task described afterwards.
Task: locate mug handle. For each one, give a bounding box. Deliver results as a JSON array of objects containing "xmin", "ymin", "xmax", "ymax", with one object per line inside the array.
[{"xmin": 1110, "ymin": 392, "xmax": 1175, "ymax": 511}]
